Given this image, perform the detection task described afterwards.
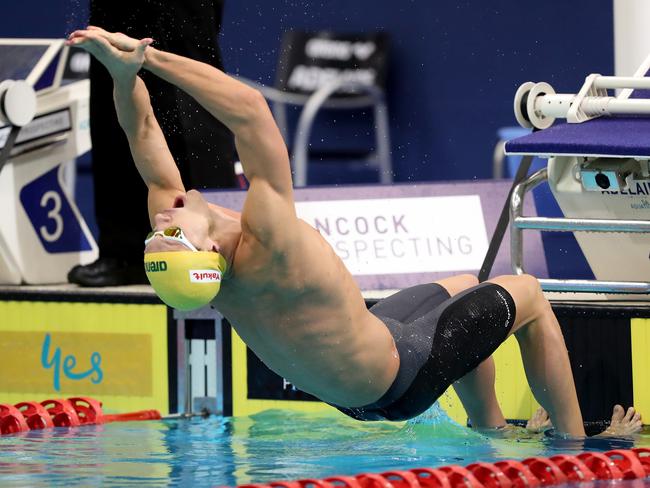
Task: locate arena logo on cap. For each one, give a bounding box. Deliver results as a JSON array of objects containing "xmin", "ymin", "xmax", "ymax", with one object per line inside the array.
[
  {"xmin": 189, "ymin": 269, "xmax": 222, "ymax": 283},
  {"xmin": 145, "ymin": 261, "xmax": 167, "ymax": 272}
]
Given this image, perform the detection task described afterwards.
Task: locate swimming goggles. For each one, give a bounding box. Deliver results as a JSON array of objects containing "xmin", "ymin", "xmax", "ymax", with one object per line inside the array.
[{"xmin": 144, "ymin": 226, "xmax": 198, "ymax": 252}]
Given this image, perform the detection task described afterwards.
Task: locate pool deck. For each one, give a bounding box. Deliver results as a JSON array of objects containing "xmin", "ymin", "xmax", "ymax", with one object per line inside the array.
[{"xmin": 0, "ymin": 283, "xmax": 648, "ymax": 311}]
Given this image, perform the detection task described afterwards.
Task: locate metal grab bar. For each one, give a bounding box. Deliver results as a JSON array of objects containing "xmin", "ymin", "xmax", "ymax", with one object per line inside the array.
[
  {"xmin": 538, "ymin": 279, "xmax": 650, "ymax": 294},
  {"xmin": 238, "ymin": 77, "xmax": 378, "ymax": 109},
  {"xmin": 509, "ymin": 167, "xmax": 650, "ymax": 294},
  {"xmin": 514, "ymin": 217, "xmax": 650, "ymax": 233}
]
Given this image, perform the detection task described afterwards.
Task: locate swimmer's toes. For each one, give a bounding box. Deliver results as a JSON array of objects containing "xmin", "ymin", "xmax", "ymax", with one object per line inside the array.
[
  {"xmin": 623, "ymin": 406, "xmax": 635, "ymax": 422},
  {"xmin": 526, "ymin": 407, "xmax": 551, "ymax": 432},
  {"xmin": 610, "ymin": 404, "xmax": 625, "ymax": 423},
  {"xmin": 602, "ymin": 405, "xmax": 643, "ymax": 436}
]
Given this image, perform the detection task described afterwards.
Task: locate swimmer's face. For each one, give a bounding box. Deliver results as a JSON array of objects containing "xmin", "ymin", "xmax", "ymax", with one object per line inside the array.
[{"xmin": 145, "ymin": 190, "xmax": 218, "ymax": 253}]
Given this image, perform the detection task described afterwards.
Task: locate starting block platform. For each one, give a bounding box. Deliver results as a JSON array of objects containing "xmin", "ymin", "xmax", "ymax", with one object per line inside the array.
[
  {"xmin": 504, "ymin": 56, "xmax": 650, "ymax": 294},
  {"xmin": 0, "ymin": 39, "xmax": 98, "ymax": 285}
]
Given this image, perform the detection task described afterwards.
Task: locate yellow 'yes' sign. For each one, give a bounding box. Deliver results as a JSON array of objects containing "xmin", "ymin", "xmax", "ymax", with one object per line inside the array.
[
  {"xmin": 0, "ymin": 300, "xmax": 169, "ymax": 414},
  {"xmin": 0, "ymin": 331, "xmax": 152, "ymax": 395}
]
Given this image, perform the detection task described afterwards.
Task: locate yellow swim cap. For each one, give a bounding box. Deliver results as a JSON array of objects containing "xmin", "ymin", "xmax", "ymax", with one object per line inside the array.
[{"xmin": 144, "ymin": 251, "xmax": 227, "ymax": 311}]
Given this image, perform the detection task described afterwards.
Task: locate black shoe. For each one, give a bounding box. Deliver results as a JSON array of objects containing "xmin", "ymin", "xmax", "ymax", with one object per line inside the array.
[{"xmin": 67, "ymin": 257, "xmax": 148, "ymax": 287}]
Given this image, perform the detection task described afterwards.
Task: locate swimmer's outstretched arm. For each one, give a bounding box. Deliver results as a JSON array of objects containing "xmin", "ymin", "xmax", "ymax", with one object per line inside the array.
[
  {"xmin": 67, "ymin": 29, "xmax": 185, "ymax": 223},
  {"xmin": 115, "ymin": 75, "xmax": 186, "ymax": 222}
]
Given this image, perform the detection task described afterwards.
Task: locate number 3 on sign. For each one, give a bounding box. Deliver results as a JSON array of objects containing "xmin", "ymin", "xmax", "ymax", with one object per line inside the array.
[
  {"xmin": 19, "ymin": 165, "xmax": 94, "ymax": 253},
  {"xmin": 39, "ymin": 191, "xmax": 64, "ymax": 242}
]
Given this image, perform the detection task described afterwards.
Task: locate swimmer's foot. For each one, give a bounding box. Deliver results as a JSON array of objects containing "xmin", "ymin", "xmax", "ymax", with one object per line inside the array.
[
  {"xmin": 526, "ymin": 407, "xmax": 553, "ymax": 433},
  {"xmin": 474, "ymin": 423, "xmax": 522, "ymax": 439},
  {"xmin": 599, "ymin": 405, "xmax": 643, "ymax": 436},
  {"xmin": 528, "ymin": 405, "xmax": 643, "ymax": 436}
]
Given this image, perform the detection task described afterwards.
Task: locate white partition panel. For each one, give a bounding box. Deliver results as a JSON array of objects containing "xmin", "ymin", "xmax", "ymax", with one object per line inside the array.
[{"xmin": 614, "ymin": 0, "xmax": 650, "ymax": 76}]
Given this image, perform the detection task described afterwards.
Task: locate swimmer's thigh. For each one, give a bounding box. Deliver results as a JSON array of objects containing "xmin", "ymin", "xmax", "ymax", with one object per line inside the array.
[{"xmin": 385, "ymin": 283, "xmax": 517, "ymax": 415}]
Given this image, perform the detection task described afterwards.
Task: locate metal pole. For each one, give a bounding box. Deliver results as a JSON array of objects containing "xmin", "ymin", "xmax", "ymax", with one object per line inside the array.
[{"xmin": 509, "ymin": 167, "xmax": 548, "ymax": 275}]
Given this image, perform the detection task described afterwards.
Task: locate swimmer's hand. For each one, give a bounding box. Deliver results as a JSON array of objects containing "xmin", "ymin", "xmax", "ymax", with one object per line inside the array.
[{"xmin": 66, "ymin": 26, "xmax": 152, "ymax": 79}]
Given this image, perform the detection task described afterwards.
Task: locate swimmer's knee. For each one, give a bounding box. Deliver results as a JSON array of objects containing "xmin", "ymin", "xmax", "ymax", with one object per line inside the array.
[
  {"xmin": 460, "ymin": 274, "xmax": 479, "ymax": 285},
  {"xmin": 493, "ymin": 274, "xmax": 544, "ymax": 304},
  {"xmin": 519, "ymin": 273, "xmax": 544, "ymax": 298},
  {"xmin": 513, "ymin": 275, "xmax": 553, "ymax": 321},
  {"xmin": 452, "ymin": 273, "xmax": 479, "ymax": 289},
  {"xmin": 491, "ymin": 274, "xmax": 551, "ymax": 330}
]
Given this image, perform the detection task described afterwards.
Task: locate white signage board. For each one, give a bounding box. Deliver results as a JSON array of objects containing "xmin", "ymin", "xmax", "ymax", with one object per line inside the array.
[{"xmin": 296, "ymin": 195, "xmax": 489, "ymax": 275}]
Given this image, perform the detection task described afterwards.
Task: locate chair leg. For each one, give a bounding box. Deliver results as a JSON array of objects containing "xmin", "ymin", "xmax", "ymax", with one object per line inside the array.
[{"xmin": 374, "ymin": 96, "xmax": 393, "ymax": 184}]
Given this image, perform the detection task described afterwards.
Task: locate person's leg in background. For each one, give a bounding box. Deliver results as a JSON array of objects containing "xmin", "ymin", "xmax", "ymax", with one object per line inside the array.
[
  {"xmin": 67, "ymin": 0, "xmax": 152, "ymax": 286},
  {"xmin": 68, "ymin": 0, "xmax": 237, "ymax": 286},
  {"xmin": 143, "ymin": 0, "xmax": 237, "ymax": 190}
]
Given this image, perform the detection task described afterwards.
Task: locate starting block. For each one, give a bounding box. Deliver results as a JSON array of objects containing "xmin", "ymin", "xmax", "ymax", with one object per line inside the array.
[
  {"xmin": 505, "ymin": 53, "xmax": 650, "ymax": 294},
  {"xmin": 0, "ymin": 39, "xmax": 97, "ymax": 284}
]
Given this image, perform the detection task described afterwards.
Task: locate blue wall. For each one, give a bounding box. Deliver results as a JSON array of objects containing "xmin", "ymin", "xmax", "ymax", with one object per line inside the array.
[
  {"xmin": 3, "ymin": 0, "xmax": 613, "ymax": 182},
  {"xmin": 220, "ymin": 0, "xmax": 614, "ymax": 182},
  {"xmin": 2, "ymin": 2, "xmax": 88, "ymax": 38}
]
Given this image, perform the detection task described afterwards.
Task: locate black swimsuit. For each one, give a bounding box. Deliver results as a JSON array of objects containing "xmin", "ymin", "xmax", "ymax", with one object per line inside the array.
[{"xmin": 332, "ymin": 282, "xmax": 516, "ymax": 421}]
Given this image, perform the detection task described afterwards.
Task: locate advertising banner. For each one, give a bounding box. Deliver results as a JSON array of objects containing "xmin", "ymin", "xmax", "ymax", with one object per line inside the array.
[
  {"xmin": 0, "ymin": 301, "xmax": 169, "ymax": 414},
  {"xmin": 275, "ymin": 31, "xmax": 389, "ymax": 95},
  {"xmin": 296, "ymin": 195, "xmax": 488, "ymax": 275}
]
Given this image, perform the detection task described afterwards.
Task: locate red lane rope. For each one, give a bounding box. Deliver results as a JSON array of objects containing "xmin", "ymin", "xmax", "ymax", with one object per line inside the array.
[
  {"xmin": 0, "ymin": 396, "xmax": 161, "ymax": 434},
  {"xmin": 238, "ymin": 448, "xmax": 650, "ymax": 488}
]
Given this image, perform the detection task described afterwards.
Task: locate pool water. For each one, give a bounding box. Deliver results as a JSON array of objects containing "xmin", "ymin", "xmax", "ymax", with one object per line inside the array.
[{"xmin": 1, "ymin": 404, "xmax": 648, "ymax": 487}]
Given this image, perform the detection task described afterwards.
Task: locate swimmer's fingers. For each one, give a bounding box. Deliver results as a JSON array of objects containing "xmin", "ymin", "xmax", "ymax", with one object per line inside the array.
[
  {"xmin": 86, "ymin": 26, "xmax": 143, "ymax": 52},
  {"xmin": 70, "ymin": 32, "xmax": 120, "ymax": 58},
  {"xmin": 67, "ymin": 29, "xmax": 92, "ymax": 41},
  {"xmin": 67, "ymin": 30, "xmax": 108, "ymax": 49},
  {"xmin": 68, "ymin": 29, "xmax": 150, "ymax": 78},
  {"xmin": 66, "ymin": 34, "xmax": 104, "ymax": 56},
  {"xmin": 70, "ymin": 27, "xmax": 151, "ymax": 56}
]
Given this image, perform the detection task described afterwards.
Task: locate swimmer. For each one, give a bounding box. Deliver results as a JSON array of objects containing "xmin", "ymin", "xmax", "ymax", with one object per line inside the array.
[{"xmin": 67, "ymin": 27, "xmax": 641, "ymax": 437}]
